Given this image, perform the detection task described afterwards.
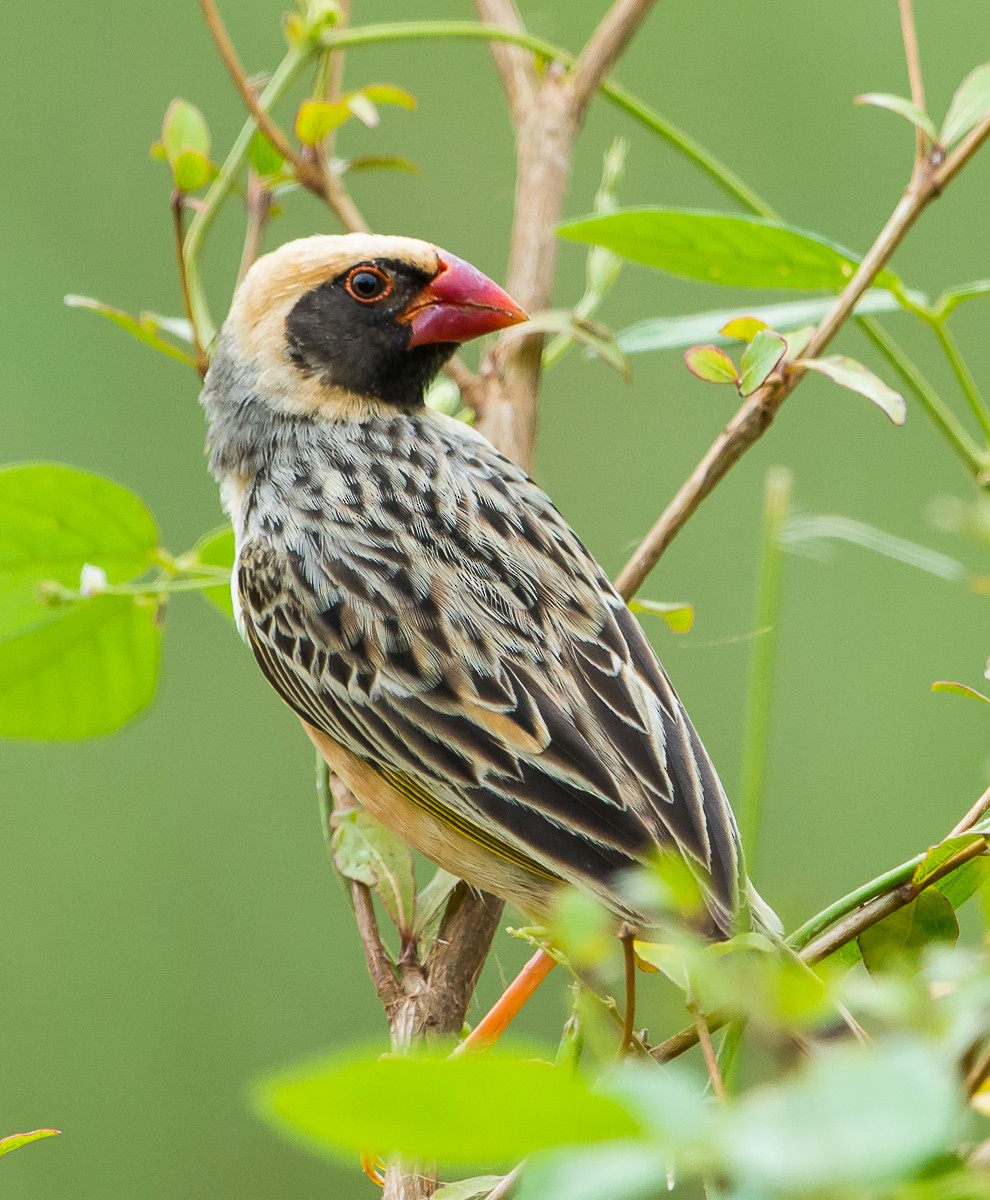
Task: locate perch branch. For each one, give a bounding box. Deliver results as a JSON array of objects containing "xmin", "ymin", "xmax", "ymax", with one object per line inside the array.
[{"xmin": 898, "ymin": 0, "xmax": 927, "ymax": 170}]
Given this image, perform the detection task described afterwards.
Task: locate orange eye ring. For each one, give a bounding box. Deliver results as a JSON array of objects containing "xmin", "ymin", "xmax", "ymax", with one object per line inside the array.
[{"xmin": 344, "ymin": 265, "xmax": 393, "ymax": 304}]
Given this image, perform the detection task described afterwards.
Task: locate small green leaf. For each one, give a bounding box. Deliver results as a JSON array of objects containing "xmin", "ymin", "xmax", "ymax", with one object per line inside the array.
[
  {"xmin": 617, "ymin": 290, "xmax": 916, "ymax": 355},
  {"xmin": 720, "ymin": 316, "xmax": 769, "ymax": 342},
  {"xmin": 855, "ymin": 93, "xmax": 939, "ymax": 142},
  {"xmin": 932, "ymin": 279, "xmax": 990, "ymax": 320},
  {"xmin": 0, "ymin": 1129, "xmax": 60, "ymax": 1157},
  {"xmin": 0, "ymin": 464, "xmax": 162, "ymax": 739},
  {"xmin": 295, "ymin": 99, "xmax": 349, "ymax": 144},
  {"xmin": 184, "ymin": 526, "xmax": 235, "ymax": 618},
  {"xmin": 628, "ymin": 598, "xmax": 694, "ymax": 633},
  {"xmin": 331, "ymin": 808, "xmax": 416, "ymax": 934},
  {"xmin": 360, "ymin": 84, "xmax": 417, "ymax": 110},
  {"xmin": 684, "ymin": 345, "xmax": 738, "ymax": 384},
  {"xmin": 171, "ymin": 149, "xmax": 211, "ymax": 193},
  {"xmin": 941, "ymin": 63, "xmax": 990, "ymax": 148},
  {"xmin": 346, "ymin": 92, "xmax": 379, "ymax": 128},
  {"xmin": 162, "ymin": 98, "xmax": 210, "ymax": 163},
  {"xmin": 795, "ymin": 355, "xmax": 906, "ymax": 425},
  {"xmin": 859, "ymin": 890, "xmax": 958, "ymax": 974},
  {"xmin": 931, "ymin": 680, "xmax": 990, "ymax": 704},
  {"xmin": 412, "ymin": 868, "xmax": 460, "ymax": 938},
  {"xmin": 64, "ymin": 296, "xmax": 199, "ymax": 370},
  {"xmin": 252, "ymin": 1052, "xmax": 639, "ymax": 1163},
  {"xmin": 738, "ymin": 330, "xmax": 787, "ymax": 396},
  {"xmin": 502, "ymin": 310, "xmax": 629, "ymax": 379},
  {"xmin": 337, "ymin": 154, "xmax": 419, "ymax": 176},
  {"xmin": 249, "ymin": 130, "xmax": 285, "ymax": 178},
  {"xmin": 724, "ymin": 1040, "xmax": 961, "ymax": 1188},
  {"xmin": 433, "ymin": 1177, "xmax": 505, "ymax": 1200},
  {"xmin": 559, "ymin": 209, "xmax": 901, "ymax": 292}
]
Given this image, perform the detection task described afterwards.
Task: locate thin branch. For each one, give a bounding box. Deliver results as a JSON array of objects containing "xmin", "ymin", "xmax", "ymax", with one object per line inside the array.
[
  {"xmin": 947, "ymin": 781, "xmax": 990, "ymax": 838},
  {"xmin": 352, "ymin": 880, "xmax": 402, "ymax": 1010},
  {"xmin": 475, "ymin": 0, "xmax": 538, "ymax": 124},
  {"xmin": 568, "ymin": 0, "xmax": 658, "ymax": 122},
  {"xmin": 236, "ymin": 170, "xmax": 273, "ymax": 286},
  {"xmin": 169, "ymin": 191, "xmax": 208, "ymax": 376},
  {"xmin": 485, "ymin": 1164, "xmax": 525, "ymax": 1200},
  {"xmin": 932, "ymin": 321, "xmax": 990, "ymax": 441},
  {"xmin": 614, "ymin": 124, "xmax": 990, "ymax": 600},
  {"xmin": 898, "ymin": 0, "xmax": 927, "ymax": 170},
  {"xmin": 688, "ymin": 1001, "xmax": 726, "ymax": 1101}
]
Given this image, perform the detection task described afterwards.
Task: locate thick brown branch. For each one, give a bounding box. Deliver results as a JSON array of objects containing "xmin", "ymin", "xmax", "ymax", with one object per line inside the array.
[
  {"xmin": 614, "ymin": 119, "xmax": 990, "ymax": 599},
  {"xmin": 569, "ymin": 0, "xmax": 658, "ymax": 122},
  {"xmin": 351, "ymin": 880, "xmax": 401, "ymax": 1010}
]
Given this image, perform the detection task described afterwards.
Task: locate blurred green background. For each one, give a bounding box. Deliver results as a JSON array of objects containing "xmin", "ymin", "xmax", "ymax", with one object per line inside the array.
[{"xmin": 3, "ymin": 1, "xmax": 990, "ymax": 1195}]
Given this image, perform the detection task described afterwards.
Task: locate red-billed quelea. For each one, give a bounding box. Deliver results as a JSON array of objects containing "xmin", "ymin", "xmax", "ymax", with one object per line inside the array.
[{"xmin": 201, "ymin": 233, "xmax": 777, "ymax": 938}]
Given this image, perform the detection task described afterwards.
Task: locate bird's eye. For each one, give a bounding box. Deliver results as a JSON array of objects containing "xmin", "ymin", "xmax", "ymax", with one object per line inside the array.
[{"xmin": 345, "ymin": 266, "xmax": 392, "ymax": 304}]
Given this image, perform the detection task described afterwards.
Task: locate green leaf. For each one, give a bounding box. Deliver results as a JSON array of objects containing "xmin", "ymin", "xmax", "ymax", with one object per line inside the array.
[
  {"xmin": 331, "ymin": 808, "xmax": 416, "ymax": 933},
  {"xmin": 684, "ymin": 345, "xmax": 738, "ymax": 384},
  {"xmin": 912, "ymin": 835, "xmax": 987, "ymax": 892},
  {"xmin": 859, "ymin": 891, "xmax": 959, "ymax": 974},
  {"xmin": 516, "ymin": 1143, "xmax": 667, "ymax": 1200},
  {"xmin": 503, "ymin": 310, "xmax": 629, "ymax": 379},
  {"xmin": 360, "ymin": 84, "xmax": 417, "ymax": 110},
  {"xmin": 64, "ymin": 295, "xmax": 199, "ymax": 370},
  {"xmin": 0, "ymin": 1129, "xmax": 60, "ymax": 1158},
  {"xmin": 931, "ymin": 680, "xmax": 990, "ymax": 704},
  {"xmin": 941, "ymin": 63, "xmax": 990, "ymax": 148},
  {"xmin": 723, "ymin": 1039, "xmax": 961, "ymax": 1189},
  {"xmin": 249, "ymin": 130, "xmax": 285, "ymax": 178},
  {"xmin": 183, "ymin": 526, "xmax": 235, "ymax": 618},
  {"xmin": 433, "ymin": 1177, "xmax": 505, "ymax": 1200},
  {"xmin": 172, "ymin": 149, "xmax": 211, "ymax": 193},
  {"xmin": 795, "ymin": 355, "xmax": 906, "ymax": 425},
  {"xmin": 295, "ymin": 99, "xmax": 349, "ymax": 144},
  {"xmin": 932, "ymin": 279, "xmax": 990, "ymax": 320},
  {"xmin": 600, "ymin": 1062, "xmax": 717, "ymax": 1160},
  {"xmin": 936, "ymin": 858, "xmax": 990, "ymax": 910},
  {"xmin": 252, "ymin": 1052, "xmax": 639, "ymax": 1163},
  {"xmin": 0, "ymin": 465, "xmax": 162, "ymax": 739},
  {"xmin": 337, "ymin": 154, "xmax": 419, "ymax": 176},
  {"xmin": 629, "ymin": 598, "xmax": 694, "ymax": 633},
  {"xmin": 162, "ymin": 98, "xmax": 210, "ymax": 163},
  {"xmin": 720, "ymin": 316, "xmax": 768, "ymax": 342},
  {"xmin": 855, "ymin": 93, "xmax": 938, "ymax": 142},
  {"xmin": 617, "ymin": 290, "xmax": 915, "ymax": 354},
  {"xmin": 558, "ymin": 209, "xmax": 901, "ymax": 292},
  {"xmin": 412, "ymin": 868, "xmax": 460, "ymax": 938},
  {"xmin": 738, "ymin": 330, "xmax": 787, "ymax": 396}
]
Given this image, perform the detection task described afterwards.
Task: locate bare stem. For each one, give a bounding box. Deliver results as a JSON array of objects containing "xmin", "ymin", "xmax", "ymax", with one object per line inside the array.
[
  {"xmin": 932, "ymin": 320, "xmax": 990, "ymax": 442},
  {"xmin": 569, "ymin": 0, "xmax": 658, "ymax": 122},
  {"xmin": 898, "ymin": 0, "xmax": 927, "ymax": 169},
  {"xmin": 169, "ymin": 191, "xmax": 207, "ymax": 376}
]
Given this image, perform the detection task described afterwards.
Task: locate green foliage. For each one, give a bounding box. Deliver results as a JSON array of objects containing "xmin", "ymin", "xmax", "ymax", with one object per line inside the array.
[
  {"xmin": 0, "ymin": 1129, "xmax": 60, "ymax": 1158},
  {"xmin": 331, "ymin": 808, "xmax": 416, "ymax": 936},
  {"xmin": 941, "ymin": 63, "xmax": 990, "ymax": 148},
  {"xmin": 796, "ymin": 354, "xmax": 907, "ymax": 424},
  {"xmin": 628, "ymin": 597, "xmax": 694, "ymax": 633},
  {"xmin": 558, "ymin": 208, "xmax": 901, "ymax": 291},
  {"xmin": 181, "ymin": 525, "xmax": 236, "ymax": 618},
  {"xmin": 684, "ymin": 344, "xmax": 738, "ymax": 384},
  {"xmin": 0, "ymin": 465, "xmax": 162, "ymax": 738},
  {"xmin": 738, "ymin": 329, "xmax": 787, "ymax": 396},
  {"xmin": 63, "ymin": 295, "xmax": 199, "ymax": 370},
  {"xmin": 855, "ymin": 92, "xmax": 939, "ymax": 141}
]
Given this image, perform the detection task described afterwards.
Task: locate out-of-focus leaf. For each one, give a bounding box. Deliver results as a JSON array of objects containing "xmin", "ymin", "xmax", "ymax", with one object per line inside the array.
[
  {"xmin": 142, "ymin": 312, "xmax": 195, "ymax": 345},
  {"xmin": 937, "ymin": 858, "xmax": 990, "ymax": 911},
  {"xmin": 795, "ymin": 355, "xmax": 906, "ymax": 425},
  {"xmin": 684, "ymin": 345, "xmax": 738, "ymax": 384},
  {"xmin": 739, "ymin": 330, "xmax": 787, "ymax": 396},
  {"xmin": 331, "ymin": 808, "xmax": 416, "ymax": 934},
  {"xmin": 630, "ymin": 939, "xmax": 693, "ymax": 991},
  {"xmin": 0, "ymin": 464, "xmax": 162, "ymax": 739},
  {"xmin": 183, "ymin": 525, "xmax": 235, "ymax": 618},
  {"xmin": 720, "ymin": 316, "xmax": 768, "ymax": 342},
  {"xmin": 723, "ymin": 1039, "xmax": 961, "ymax": 1188},
  {"xmin": 346, "ymin": 92, "xmax": 379, "ymax": 128},
  {"xmin": 172, "ymin": 149, "xmax": 211, "ymax": 192},
  {"xmin": 933, "ymin": 279, "xmax": 990, "ymax": 320},
  {"xmin": 433, "ymin": 1177, "xmax": 505, "ymax": 1200},
  {"xmin": 249, "ymin": 130, "xmax": 285, "ymax": 177},
  {"xmin": 252, "ymin": 1052, "xmax": 640, "ymax": 1163},
  {"xmin": 599, "ymin": 1062, "xmax": 716, "ymax": 1161},
  {"xmin": 859, "ymin": 891, "xmax": 959, "ymax": 974},
  {"xmin": 558, "ymin": 209, "xmax": 901, "ymax": 292},
  {"xmin": 64, "ymin": 296, "xmax": 199, "ymax": 369},
  {"xmin": 337, "ymin": 154, "xmax": 419, "ymax": 176},
  {"xmin": 162, "ymin": 98, "xmax": 210, "ymax": 162},
  {"xmin": 502, "ymin": 309, "xmax": 630, "ymax": 380},
  {"xmin": 855, "ymin": 92, "xmax": 938, "ymax": 141},
  {"xmin": 360, "ymin": 84, "xmax": 417, "ymax": 110},
  {"xmin": 0, "ymin": 1129, "xmax": 60, "ymax": 1157},
  {"xmin": 781, "ymin": 515, "xmax": 964, "ymax": 580},
  {"xmin": 783, "ymin": 325, "xmax": 815, "ymax": 360},
  {"xmin": 629, "ymin": 598, "xmax": 694, "ymax": 633},
  {"xmin": 295, "ymin": 99, "xmax": 349, "ymax": 144},
  {"xmin": 931, "ymin": 680, "xmax": 990, "ymax": 704},
  {"xmin": 618, "ymin": 290, "xmax": 916, "ymax": 354},
  {"xmin": 549, "ymin": 887, "xmax": 618, "ymax": 973},
  {"xmin": 516, "ymin": 1142, "xmax": 667, "ymax": 1200},
  {"xmin": 941, "ymin": 63, "xmax": 990, "ymax": 148}
]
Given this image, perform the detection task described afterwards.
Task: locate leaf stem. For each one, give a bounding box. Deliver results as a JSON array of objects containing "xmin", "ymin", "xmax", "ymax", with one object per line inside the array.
[
  {"xmin": 737, "ymin": 468, "xmax": 791, "ymax": 876},
  {"xmin": 931, "ymin": 319, "xmax": 990, "ymax": 441}
]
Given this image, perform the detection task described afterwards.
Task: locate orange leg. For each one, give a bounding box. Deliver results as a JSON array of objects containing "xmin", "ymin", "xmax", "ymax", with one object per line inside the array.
[{"xmin": 453, "ymin": 948, "xmax": 558, "ymax": 1056}]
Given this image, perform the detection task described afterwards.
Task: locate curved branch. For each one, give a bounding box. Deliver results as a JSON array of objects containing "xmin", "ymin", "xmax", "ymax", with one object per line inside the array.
[{"xmin": 569, "ymin": 0, "xmax": 658, "ymax": 122}]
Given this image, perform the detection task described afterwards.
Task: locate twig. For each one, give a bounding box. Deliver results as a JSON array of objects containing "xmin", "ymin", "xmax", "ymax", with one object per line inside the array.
[
  {"xmin": 614, "ymin": 118, "xmax": 990, "ymax": 599},
  {"xmin": 169, "ymin": 191, "xmax": 208, "ymax": 376},
  {"xmin": 236, "ymin": 170, "xmax": 273, "ymax": 286},
  {"xmin": 568, "ymin": 0, "xmax": 658, "ymax": 122},
  {"xmin": 898, "ymin": 0, "xmax": 927, "ymax": 170},
  {"xmin": 485, "ymin": 1164, "xmax": 525, "ymax": 1200},
  {"xmin": 947, "ymin": 782, "xmax": 990, "ymax": 838},
  {"xmin": 475, "ymin": 0, "xmax": 537, "ymax": 124},
  {"xmin": 619, "ymin": 924, "xmax": 638, "ymax": 1057},
  {"xmin": 688, "ymin": 1001, "xmax": 726, "ymax": 1101}
]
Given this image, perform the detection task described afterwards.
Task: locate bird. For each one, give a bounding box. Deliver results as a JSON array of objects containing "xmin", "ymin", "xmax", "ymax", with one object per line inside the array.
[{"xmin": 200, "ymin": 232, "xmax": 776, "ymax": 941}]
